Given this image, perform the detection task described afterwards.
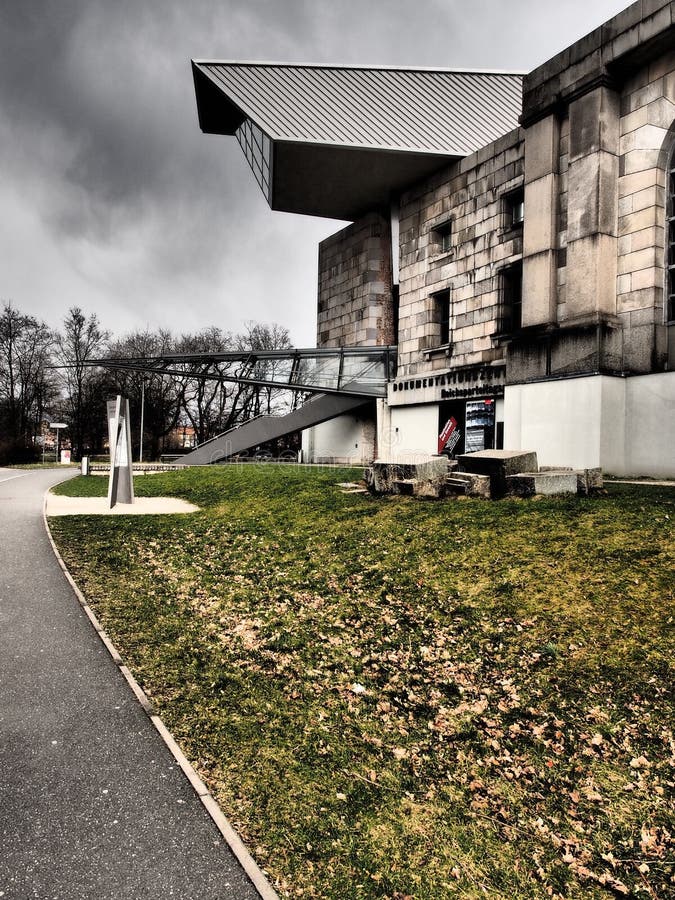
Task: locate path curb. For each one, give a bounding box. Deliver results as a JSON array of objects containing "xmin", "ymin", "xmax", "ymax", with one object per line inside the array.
[{"xmin": 42, "ymin": 486, "xmax": 281, "ymax": 900}]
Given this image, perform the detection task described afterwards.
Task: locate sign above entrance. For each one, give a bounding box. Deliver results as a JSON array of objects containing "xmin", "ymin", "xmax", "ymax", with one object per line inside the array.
[{"xmin": 389, "ymin": 363, "xmax": 505, "ymax": 407}]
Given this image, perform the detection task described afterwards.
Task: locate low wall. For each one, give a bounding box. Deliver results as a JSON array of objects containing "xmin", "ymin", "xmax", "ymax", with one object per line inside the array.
[
  {"xmin": 504, "ymin": 372, "xmax": 674, "ymax": 478},
  {"xmin": 301, "ymin": 413, "xmax": 375, "ymax": 465}
]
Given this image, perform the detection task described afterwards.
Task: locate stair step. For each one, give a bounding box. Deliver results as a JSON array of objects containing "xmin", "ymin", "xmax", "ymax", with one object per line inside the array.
[{"xmin": 445, "ymin": 477, "xmax": 469, "ymax": 493}]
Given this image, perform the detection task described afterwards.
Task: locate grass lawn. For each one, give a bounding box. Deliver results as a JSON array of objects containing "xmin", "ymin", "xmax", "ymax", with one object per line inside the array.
[{"xmin": 49, "ymin": 466, "xmax": 674, "ymax": 898}]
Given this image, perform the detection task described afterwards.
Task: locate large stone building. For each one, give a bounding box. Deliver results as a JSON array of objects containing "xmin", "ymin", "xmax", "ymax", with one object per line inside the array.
[{"xmin": 193, "ymin": 1, "xmax": 675, "ymax": 477}]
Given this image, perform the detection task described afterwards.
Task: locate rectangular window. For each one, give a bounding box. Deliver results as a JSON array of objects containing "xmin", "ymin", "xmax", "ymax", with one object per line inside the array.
[
  {"xmin": 432, "ymin": 288, "xmax": 451, "ymax": 346},
  {"xmin": 499, "ymin": 263, "xmax": 522, "ymax": 333},
  {"xmin": 505, "ymin": 188, "xmax": 524, "ymax": 229},
  {"xmin": 432, "ymin": 220, "xmax": 453, "ymax": 254}
]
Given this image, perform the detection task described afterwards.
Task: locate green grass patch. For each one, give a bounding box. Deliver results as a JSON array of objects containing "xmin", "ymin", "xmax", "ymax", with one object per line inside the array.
[{"xmin": 49, "ymin": 467, "xmax": 675, "ymax": 898}]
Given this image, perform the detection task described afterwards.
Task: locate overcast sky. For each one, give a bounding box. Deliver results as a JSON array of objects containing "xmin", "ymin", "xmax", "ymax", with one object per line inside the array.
[{"xmin": 1, "ymin": 0, "xmax": 630, "ymax": 347}]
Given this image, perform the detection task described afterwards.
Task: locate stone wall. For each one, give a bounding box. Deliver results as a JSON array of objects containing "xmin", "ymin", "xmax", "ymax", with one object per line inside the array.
[
  {"xmin": 514, "ymin": 0, "xmax": 675, "ymax": 378},
  {"xmin": 392, "ymin": 1, "xmax": 675, "ymax": 386},
  {"xmin": 317, "ymin": 211, "xmax": 393, "ymax": 348},
  {"xmin": 397, "ymin": 128, "xmax": 524, "ymax": 377},
  {"xmin": 616, "ymin": 47, "xmax": 675, "ymax": 371}
]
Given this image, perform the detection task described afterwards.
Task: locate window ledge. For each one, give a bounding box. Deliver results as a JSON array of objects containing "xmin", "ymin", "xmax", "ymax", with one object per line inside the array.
[
  {"xmin": 428, "ymin": 249, "xmax": 455, "ymax": 264},
  {"xmin": 491, "ymin": 330, "xmax": 516, "ymax": 344},
  {"xmin": 423, "ymin": 343, "xmax": 453, "ymax": 358},
  {"xmin": 498, "ymin": 224, "xmax": 523, "ymax": 240}
]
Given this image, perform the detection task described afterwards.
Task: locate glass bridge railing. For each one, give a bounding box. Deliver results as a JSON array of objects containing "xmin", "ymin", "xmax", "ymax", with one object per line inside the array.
[{"xmin": 82, "ymin": 346, "xmax": 397, "ymax": 398}]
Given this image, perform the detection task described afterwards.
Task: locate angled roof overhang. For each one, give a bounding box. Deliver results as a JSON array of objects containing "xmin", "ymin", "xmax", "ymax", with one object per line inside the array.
[{"xmin": 192, "ymin": 61, "xmax": 524, "ymax": 220}]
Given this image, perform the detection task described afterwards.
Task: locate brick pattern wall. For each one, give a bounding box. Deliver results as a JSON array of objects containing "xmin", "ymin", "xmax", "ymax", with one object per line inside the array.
[
  {"xmin": 397, "ymin": 128, "xmax": 524, "ymax": 377},
  {"xmin": 317, "ymin": 212, "xmax": 393, "ymax": 348}
]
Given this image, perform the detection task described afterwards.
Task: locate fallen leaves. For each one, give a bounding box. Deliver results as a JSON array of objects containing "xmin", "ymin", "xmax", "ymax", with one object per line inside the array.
[{"xmin": 49, "ymin": 467, "xmax": 675, "ymax": 899}]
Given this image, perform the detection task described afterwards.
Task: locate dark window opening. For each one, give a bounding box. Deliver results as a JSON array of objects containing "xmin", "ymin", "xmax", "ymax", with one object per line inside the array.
[
  {"xmin": 432, "ymin": 220, "xmax": 453, "ymax": 254},
  {"xmin": 499, "ymin": 263, "xmax": 522, "ymax": 334},
  {"xmin": 505, "ymin": 188, "xmax": 524, "ymax": 229},
  {"xmin": 432, "ymin": 288, "xmax": 451, "ymax": 346}
]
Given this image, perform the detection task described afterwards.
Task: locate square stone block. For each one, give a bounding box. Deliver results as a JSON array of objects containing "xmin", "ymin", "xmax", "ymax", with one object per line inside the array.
[
  {"xmin": 366, "ymin": 456, "xmax": 450, "ymax": 495},
  {"xmin": 457, "ymin": 450, "xmax": 539, "ymax": 497}
]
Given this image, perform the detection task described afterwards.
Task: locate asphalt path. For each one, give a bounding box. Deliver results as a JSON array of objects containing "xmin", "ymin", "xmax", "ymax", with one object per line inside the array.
[{"xmin": 0, "ymin": 467, "xmax": 262, "ymax": 900}]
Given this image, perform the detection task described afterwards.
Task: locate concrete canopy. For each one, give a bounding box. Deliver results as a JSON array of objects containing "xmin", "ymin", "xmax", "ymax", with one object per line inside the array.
[{"xmin": 192, "ymin": 61, "xmax": 524, "ymax": 220}]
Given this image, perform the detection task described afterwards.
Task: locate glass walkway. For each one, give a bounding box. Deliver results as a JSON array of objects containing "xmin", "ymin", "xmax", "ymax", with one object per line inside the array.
[{"xmin": 88, "ymin": 346, "xmax": 397, "ymax": 398}]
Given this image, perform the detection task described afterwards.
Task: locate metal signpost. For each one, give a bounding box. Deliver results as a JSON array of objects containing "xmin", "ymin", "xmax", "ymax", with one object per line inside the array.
[
  {"xmin": 49, "ymin": 423, "xmax": 67, "ymax": 464},
  {"xmin": 106, "ymin": 396, "xmax": 134, "ymax": 508}
]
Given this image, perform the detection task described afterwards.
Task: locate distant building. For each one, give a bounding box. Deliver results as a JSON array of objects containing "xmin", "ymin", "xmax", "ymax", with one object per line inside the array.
[
  {"xmin": 166, "ymin": 425, "xmax": 197, "ymax": 451},
  {"xmin": 193, "ymin": 1, "xmax": 675, "ymax": 477}
]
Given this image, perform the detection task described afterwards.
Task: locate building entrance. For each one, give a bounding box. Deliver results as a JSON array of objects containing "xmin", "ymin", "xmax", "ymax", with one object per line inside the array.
[{"xmin": 438, "ymin": 398, "xmax": 496, "ymax": 457}]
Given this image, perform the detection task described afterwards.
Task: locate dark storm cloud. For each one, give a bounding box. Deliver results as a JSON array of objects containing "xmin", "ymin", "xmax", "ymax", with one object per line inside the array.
[
  {"xmin": 0, "ymin": 0, "xmax": 630, "ymax": 341},
  {"xmin": 0, "ymin": 0, "xmax": 339, "ymax": 339},
  {"xmin": 1, "ymin": 1, "xmax": 223, "ymax": 233}
]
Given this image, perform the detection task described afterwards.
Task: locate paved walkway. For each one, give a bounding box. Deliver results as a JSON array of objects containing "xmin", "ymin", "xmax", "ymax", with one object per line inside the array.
[
  {"xmin": 45, "ymin": 494, "xmax": 200, "ymax": 516},
  {"xmin": 0, "ymin": 468, "xmax": 265, "ymax": 900},
  {"xmin": 609, "ymin": 479, "xmax": 675, "ymax": 487}
]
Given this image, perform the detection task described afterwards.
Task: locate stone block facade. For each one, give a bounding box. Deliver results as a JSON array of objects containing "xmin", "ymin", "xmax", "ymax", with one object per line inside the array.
[
  {"xmin": 315, "ymin": 1, "xmax": 675, "ymax": 380},
  {"xmin": 396, "ymin": 128, "xmax": 524, "ymax": 377},
  {"xmin": 317, "ymin": 211, "xmax": 393, "ymax": 348},
  {"xmin": 310, "ymin": 1, "xmax": 675, "ymax": 477},
  {"xmin": 389, "ymin": 0, "xmax": 675, "ymax": 388},
  {"xmin": 517, "ymin": 0, "xmax": 675, "ymax": 380}
]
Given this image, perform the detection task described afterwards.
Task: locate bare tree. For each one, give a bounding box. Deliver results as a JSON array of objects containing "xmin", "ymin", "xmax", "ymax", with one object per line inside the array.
[
  {"xmin": 0, "ymin": 302, "xmax": 54, "ymax": 462},
  {"xmin": 175, "ymin": 327, "xmax": 236, "ymax": 444},
  {"xmin": 53, "ymin": 307, "xmax": 109, "ymax": 460},
  {"xmin": 105, "ymin": 329, "xmax": 182, "ymax": 460},
  {"xmin": 237, "ymin": 320, "xmax": 295, "ymax": 417}
]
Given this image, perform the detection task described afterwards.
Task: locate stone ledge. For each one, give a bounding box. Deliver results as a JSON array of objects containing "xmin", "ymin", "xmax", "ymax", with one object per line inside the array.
[{"xmin": 506, "ymin": 471, "xmax": 579, "ymax": 496}]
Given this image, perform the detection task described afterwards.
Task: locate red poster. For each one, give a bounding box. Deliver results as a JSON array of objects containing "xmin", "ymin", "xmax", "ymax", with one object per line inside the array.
[{"xmin": 438, "ymin": 416, "xmax": 457, "ymax": 454}]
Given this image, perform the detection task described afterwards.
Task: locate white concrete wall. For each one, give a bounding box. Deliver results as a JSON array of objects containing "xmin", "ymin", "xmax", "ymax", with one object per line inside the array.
[
  {"xmin": 505, "ymin": 373, "xmax": 675, "ymax": 477},
  {"xmin": 301, "ymin": 414, "xmax": 375, "ymax": 465},
  {"xmin": 386, "ymin": 404, "xmax": 439, "ymax": 460},
  {"xmin": 505, "ymin": 377, "xmax": 605, "ymax": 468},
  {"xmin": 302, "ymin": 373, "xmax": 674, "ymax": 473},
  {"xmin": 495, "ymin": 398, "xmax": 505, "ymax": 430},
  {"xmin": 624, "ymin": 372, "xmax": 675, "ymax": 478},
  {"xmin": 599, "ymin": 376, "xmax": 626, "ymax": 475}
]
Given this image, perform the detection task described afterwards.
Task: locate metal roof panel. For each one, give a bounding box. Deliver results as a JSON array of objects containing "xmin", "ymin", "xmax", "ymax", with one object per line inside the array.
[
  {"xmin": 194, "ymin": 62, "xmax": 523, "ymax": 156},
  {"xmin": 191, "ymin": 61, "xmax": 524, "ymax": 219}
]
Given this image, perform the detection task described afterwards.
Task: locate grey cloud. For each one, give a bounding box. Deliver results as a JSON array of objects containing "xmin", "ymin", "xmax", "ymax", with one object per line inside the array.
[{"xmin": 0, "ymin": 0, "xmax": 630, "ymax": 345}]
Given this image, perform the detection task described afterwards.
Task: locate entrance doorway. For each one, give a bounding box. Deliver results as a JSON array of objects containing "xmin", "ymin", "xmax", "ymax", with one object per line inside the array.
[{"xmin": 438, "ymin": 398, "xmax": 496, "ymax": 457}]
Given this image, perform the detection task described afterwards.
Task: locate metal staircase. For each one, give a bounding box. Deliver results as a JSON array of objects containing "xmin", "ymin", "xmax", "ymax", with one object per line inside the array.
[
  {"xmin": 179, "ymin": 393, "xmax": 373, "ymax": 464},
  {"xmin": 74, "ymin": 345, "xmax": 396, "ymax": 465}
]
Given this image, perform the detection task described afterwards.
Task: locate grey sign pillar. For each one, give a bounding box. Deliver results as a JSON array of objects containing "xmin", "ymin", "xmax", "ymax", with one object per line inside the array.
[{"xmin": 107, "ymin": 396, "xmax": 134, "ymax": 508}]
